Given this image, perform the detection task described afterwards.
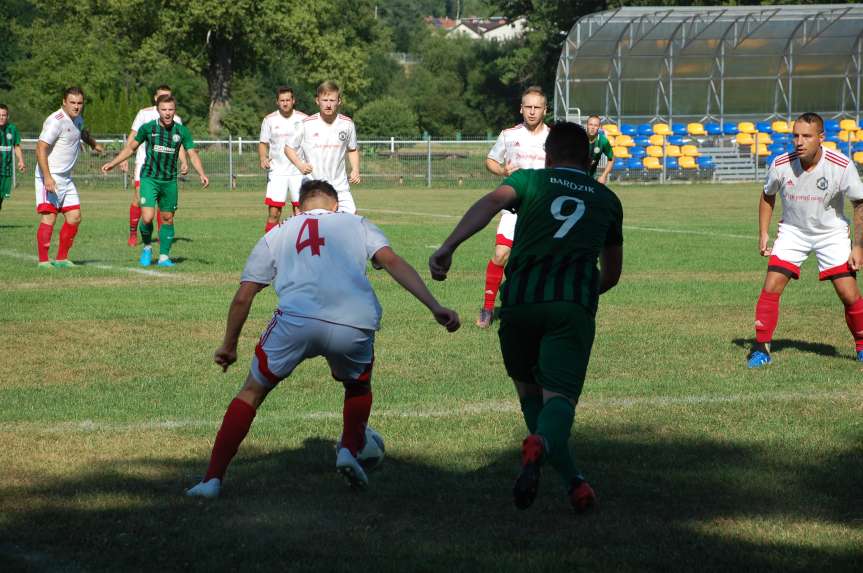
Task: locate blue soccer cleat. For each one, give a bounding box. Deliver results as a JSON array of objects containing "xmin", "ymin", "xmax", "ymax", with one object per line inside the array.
[
  {"xmin": 139, "ymin": 247, "xmax": 152, "ymax": 267},
  {"xmin": 747, "ymin": 350, "xmax": 772, "ymax": 369},
  {"xmin": 157, "ymin": 257, "xmax": 175, "ymax": 267},
  {"xmin": 856, "ymin": 350, "xmax": 863, "ymax": 362}
]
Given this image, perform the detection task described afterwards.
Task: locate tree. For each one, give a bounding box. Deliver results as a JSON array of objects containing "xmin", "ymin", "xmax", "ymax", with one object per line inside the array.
[{"xmin": 354, "ymin": 97, "xmax": 419, "ymax": 138}]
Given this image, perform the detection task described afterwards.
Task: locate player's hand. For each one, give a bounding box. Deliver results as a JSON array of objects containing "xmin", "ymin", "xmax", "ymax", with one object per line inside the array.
[
  {"xmin": 432, "ymin": 305, "xmax": 460, "ymax": 332},
  {"xmin": 214, "ymin": 345, "xmax": 237, "ymax": 372},
  {"xmin": 504, "ymin": 162, "xmax": 519, "ymax": 176},
  {"xmin": 101, "ymin": 162, "xmax": 113, "ymax": 174},
  {"xmin": 200, "ymin": 174, "xmax": 210, "ymax": 188},
  {"xmin": 43, "ymin": 175, "xmax": 57, "ymax": 193},
  {"xmin": 429, "ymin": 247, "xmax": 453, "ymax": 281},
  {"xmin": 849, "ymin": 245, "xmax": 863, "ymax": 271},
  {"xmin": 180, "ymin": 161, "xmax": 190, "ymax": 176},
  {"xmin": 16, "ymin": 160, "xmax": 24, "ymax": 172},
  {"xmin": 759, "ymin": 233, "xmax": 771, "ymax": 257},
  {"xmin": 93, "ymin": 143, "xmax": 105, "ymax": 156},
  {"xmin": 349, "ymin": 169, "xmax": 361, "ymax": 185},
  {"xmin": 300, "ymin": 162, "xmax": 313, "ymax": 175},
  {"xmin": 119, "ymin": 160, "xmax": 129, "ymax": 173},
  {"xmin": 260, "ymin": 158, "xmax": 270, "ymax": 170},
  {"xmin": 597, "ymin": 174, "xmax": 608, "ymax": 185}
]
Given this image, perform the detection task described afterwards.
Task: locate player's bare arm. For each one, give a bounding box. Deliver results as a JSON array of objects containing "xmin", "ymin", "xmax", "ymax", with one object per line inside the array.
[
  {"xmin": 35, "ymin": 140, "xmax": 56, "ymax": 192},
  {"xmin": 81, "ymin": 130, "xmax": 104, "ymax": 154},
  {"xmin": 850, "ymin": 200, "xmax": 863, "ymax": 271},
  {"xmin": 485, "ymin": 158, "xmax": 516, "ymax": 177},
  {"xmin": 759, "ymin": 192, "xmax": 776, "ymax": 256},
  {"xmin": 598, "ymin": 156, "xmax": 613, "ymax": 185},
  {"xmin": 373, "ymin": 246, "xmax": 460, "ymax": 332},
  {"xmin": 179, "ymin": 147, "xmax": 189, "ymax": 176},
  {"xmin": 101, "ymin": 140, "xmax": 142, "ymax": 173},
  {"xmin": 186, "ymin": 148, "xmax": 209, "ymax": 188},
  {"xmin": 429, "ymin": 185, "xmax": 518, "ymax": 280},
  {"xmin": 285, "ymin": 145, "xmax": 312, "ymax": 174},
  {"xmin": 214, "ymin": 281, "xmax": 269, "ymax": 372},
  {"xmin": 348, "ymin": 149, "xmax": 361, "ymax": 184},
  {"xmin": 599, "ymin": 244, "xmax": 623, "ymax": 294},
  {"xmin": 119, "ymin": 129, "xmax": 137, "ymax": 172},
  {"xmin": 14, "ymin": 144, "xmax": 24, "ymax": 172},
  {"xmin": 258, "ymin": 142, "xmax": 270, "ymax": 170}
]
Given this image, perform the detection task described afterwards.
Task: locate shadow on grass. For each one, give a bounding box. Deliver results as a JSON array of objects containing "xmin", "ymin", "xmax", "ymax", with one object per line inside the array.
[
  {"xmin": 1, "ymin": 430, "xmax": 860, "ymax": 572},
  {"xmin": 732, "ymin": 337, "xmax": 839, "ymax": 358},
  {"xmin": 0, "ymin": 224, "xmax": 27, "ymax": 229}
]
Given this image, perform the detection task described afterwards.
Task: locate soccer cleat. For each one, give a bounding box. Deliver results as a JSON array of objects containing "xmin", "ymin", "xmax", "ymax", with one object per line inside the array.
[
  {"xmin": 185, "ymin": 478, "xmax": 221, "ymax": 499},
  {"xmin": 139, "ymin": 247, "xmax": 153, "ymax": 267},
  {"xmin": 856, "ymin": 350, "xmax": 863, "ymax": 362},
  {"xmin": 569, "ymin": 478, "xmax": 597, "ymax": 514},
  {"xmin": 513, "ymin": 434, "xmax": 545, "ymax": 510},
  {"xmin": 37, "ymin": 261, "xmax": 54, "ymax": 270},
  {"xmin": 157, "ymin": 257, "xmax": 175, "ymax": 268},
  {"xmin": 51, "ymin": 259, "xmax": 76, "ymax": 268},
  {"xmin": 127, "ymin": 235, "xmax": 138, "ymax": 247},
  {"xmin": 336, "ymin": 447, "xmax": 368, "ymax": 490},
  {"xmin": 747, "ymin": 349, "xmax": 772, "ymax": 369},
  {"xmin": 476, "ymin": 308, "xmax": 493, "ymax": 329}
]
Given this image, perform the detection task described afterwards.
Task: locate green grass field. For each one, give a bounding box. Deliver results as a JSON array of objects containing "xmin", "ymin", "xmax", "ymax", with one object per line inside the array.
[{"xmin": 1, "ymin": 182, "xmax": 861, "ymax": 572}]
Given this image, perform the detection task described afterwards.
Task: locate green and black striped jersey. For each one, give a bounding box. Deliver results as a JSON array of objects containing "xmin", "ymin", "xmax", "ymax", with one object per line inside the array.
[
  {"xmin": 499, "ymin": 167, "xmax": 623, "ymax": 316},
  {"xmin": 0, "ymin": 123, "xmax": 21, "ymax": 177},
  {"xmin": 588, "ymin": 132, "xmax": 614, "ymax": 177},
  {"xmin": 134, "ymin": 120, "xmax": 195, "ymax": 180}
]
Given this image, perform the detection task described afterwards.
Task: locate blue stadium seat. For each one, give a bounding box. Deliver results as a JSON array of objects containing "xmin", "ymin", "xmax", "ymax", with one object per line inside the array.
[
  {"xmin": 629, "ymin": 147, "xmax": 647, "ymax": 159},
  {"xmin": 756, "ymin": 121, "xmax": 773, "ymax": 134},
  {"xmin": 637, "ymin": 124, "xmax": 654, "ymax": 136},
  {"xmin": 672, "ymin": 123, "xmax": 687, "ymax": 136},
  {"xmin": 664, "ymin": 157, "xmax": 679, "ymax": 169},
  {"xmin": 765, "ymin": 154, "xmax": 778, "ymax": 166},
  {"xmin": 620, "ymin": 123, "xmax": 637, "ymax": 136},
  {"xmin": 626, "ymin": 158, "xmax": 643, "ymax": 169},
  {"xmin": 705, "ymin": 123, "xmax": 722, "ymax": 136},
  {"xmin": 612, "ymin": 158, "xmax": 627, "ymax": 171},
  {"xmin": 772, "ymin": 132, "xmax": 792, "ymax": 144},
  {"xmin": 826, "ymin": 133, "xmax": 841, "ymax": 144},
  {"xmin": 634, "ymin": 136, "xmax": 651, "ymax": 147},
  {"xmin": 722, "ymin": 122, "xmax": 739, "ymax": 135},
  {"xmin": 853, "ymin": 142, "xmax": 863, "ymax": 153},
  {"xmin": 696, "ymin": 156, "xmax": 715, "ymax": 169},
  {"xmin": 824, "ymin": 119, "xmax": 841, "ymax": 133},
  {"xmin": 668, "ymin": 135, "xmax": 685, "ymax": 146},
  {"xmin": 767, "ymin": 143, "xmax": 786, "ymax": 154},
  {"xmin": 784, "ymin": 143, "xmax": 797, "ymax": 153}
]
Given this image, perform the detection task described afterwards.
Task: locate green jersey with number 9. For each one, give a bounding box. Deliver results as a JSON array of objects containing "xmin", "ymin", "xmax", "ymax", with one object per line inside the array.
[{"xmin": 499, "ymin": 167, "xmax": 623, "ymax": 316}]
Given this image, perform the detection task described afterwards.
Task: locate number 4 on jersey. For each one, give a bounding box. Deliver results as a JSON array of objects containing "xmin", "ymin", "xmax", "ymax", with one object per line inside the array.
[{"xmin": 296, "ymin": 218, "xmax": 326, "ymax": 255}]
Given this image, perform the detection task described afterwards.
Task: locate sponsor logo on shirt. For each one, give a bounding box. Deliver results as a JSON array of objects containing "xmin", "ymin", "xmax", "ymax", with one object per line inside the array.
[
  {"xmin": 0, "ymin": 145, "xmax": 10, "ymax": 152},
  {"xmin": 153, "ymin": 145, "xmax": 176, "ymax": 154}
]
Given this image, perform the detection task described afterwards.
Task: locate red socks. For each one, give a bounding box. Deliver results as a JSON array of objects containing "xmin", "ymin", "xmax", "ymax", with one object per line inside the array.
[
  {"xmin": 36, "ymin": 222, "xmax": 54, "ymax": 262},
  {"xmin": 56, "ymin": 222, "xmax": 79, "ymax": 261},
  {"xmin": 755, "ymin": 289, "xmax": 781, "ymax": 344},
  {"xmin": 156, "ymin": 209, "xmax": 162, "ymax": 231},
  {"xmin": 204, "ymin": 398, "xmax": 257, "ymax": 481},
  {"xmin": 265, "ymin": 221, "xmax": 277, "ymax": 233},
  {"xmin": 129, "ymin": 204, "xmax": 141, "ymax": 236},
  {"xmin": 341, "ymin": 385, "xmax": 372, "ymax": 456},
  {"xmin": 844, "ymin": 298, "xmax": 863, "ymax": 351},
  {"xmin": 483, "ymin": 260, "xmax": 505, "ymax": 310}
]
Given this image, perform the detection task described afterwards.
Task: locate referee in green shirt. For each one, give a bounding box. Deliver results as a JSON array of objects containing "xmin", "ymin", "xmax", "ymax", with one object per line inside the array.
[
  {"xmin": 0, "ymin": 104, "xmax": 25, "ymax": 212},
  {"xmin": 103, "ymin": 95, "xmax": 209, "ymax": 267},
  {"xmin": 429, "ymin": 122, "xmax": 623, "ymax": 514}
]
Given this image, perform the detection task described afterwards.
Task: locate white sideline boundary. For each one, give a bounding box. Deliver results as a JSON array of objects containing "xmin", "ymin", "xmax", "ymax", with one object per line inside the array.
[
  {"xmin": 0, "ymin": 249, "xmax": 176, "ymax": 278},
  {"xmin": 1, "ymin": 389, "xmax": 855, "ymax": 434}
]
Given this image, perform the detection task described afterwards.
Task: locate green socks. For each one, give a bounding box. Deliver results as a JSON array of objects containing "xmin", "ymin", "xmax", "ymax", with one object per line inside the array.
[
  {"xmin": 159, "ymin": 223, "xmax": 174, "ymax": 256},
  {"xmin": 536, "ymin": 396, "xmax": 578, "ymax": 484},
  {"xmin": 140, "ymin": 220, "xmax": 153, "ymax": 245},
  {"xmin": 519, "ymin": 395, "xmax": 543, "ymax": 434}
]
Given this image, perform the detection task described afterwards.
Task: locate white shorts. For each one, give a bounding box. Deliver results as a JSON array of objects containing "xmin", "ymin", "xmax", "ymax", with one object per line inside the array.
[
  {"xmin": 336, "ymin": 190, "xmax": 356, "ymax": 214},
  {"xmin": 35, "ymin": 172, "xmax": 79, "ymax": 214},
  {"xmin": 769, "ymin": 223, "xmax": 853, "ymax": 280},
  {"xmin": 250, "ymin": 310, "xmax": 374, "ymax": 388},
  {"xmin": 265, "ymin": 174, "xmax": 304, "ymax": 208},
  {"xmin": 134, "ymin": 162, "xmax": 143, "ymax": 188},
  {"xmin": 495, "ymin": 210, "xmax": 517, "ymax": 247}
]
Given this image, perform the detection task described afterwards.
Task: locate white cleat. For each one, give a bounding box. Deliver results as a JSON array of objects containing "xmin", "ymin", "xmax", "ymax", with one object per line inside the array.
[
  {"xmin": 185, "ymin": 478, "xmax": 221, "ymax": 499},
  {"xmin": 336, "ymin": 447, "xmax": 368, "ymax": 490}
]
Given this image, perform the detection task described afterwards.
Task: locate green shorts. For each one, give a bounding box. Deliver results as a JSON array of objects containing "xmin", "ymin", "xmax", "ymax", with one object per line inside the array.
[
  {"xmin": 498, "ymin": 301, "xmax": 596, "ymax": 401},
  {"xmin": 0, "ymin": 176, "xmax": 11, "ymax": 199},
  {"xmin": 139, "ymin": 177, "xmax": 178, "ymax": 212}
]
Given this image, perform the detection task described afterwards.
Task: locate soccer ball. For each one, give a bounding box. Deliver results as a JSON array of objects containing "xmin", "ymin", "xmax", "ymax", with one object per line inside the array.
[{"xmin": 338, "ymin": 425, "xmax": 386, "ymax": 471}]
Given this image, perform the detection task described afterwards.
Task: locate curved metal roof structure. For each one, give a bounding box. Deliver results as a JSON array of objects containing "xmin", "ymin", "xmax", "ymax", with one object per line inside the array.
[{"xmin": 554, "ymin": 5, "xmax": 863, "ymax": 124}]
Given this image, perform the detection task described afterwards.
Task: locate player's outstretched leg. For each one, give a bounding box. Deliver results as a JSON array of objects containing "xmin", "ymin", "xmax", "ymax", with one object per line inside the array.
[
  {"xmin": 336, "ymin": 380, "xmax": 372, "ymax": 490},
  {"xmin": 749, "ymin": 289, "xmax": 780, "ymax": 368},
  {"xmin": 336, "ymin": 447, "xmax": 368, "ymax": 490}
]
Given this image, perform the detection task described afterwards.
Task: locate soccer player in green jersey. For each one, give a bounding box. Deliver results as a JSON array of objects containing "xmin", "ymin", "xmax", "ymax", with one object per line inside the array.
[
  {"xmin": 429, "ymin": 122, "xmax": 623, "ymax": 513},
  {"xmin": 102, "ymin": 95, "xmax": 209, "ymax": 267},
  {"xmin": 586, "ymin": 115, "xmax": 614, "ymax": 184},
  {"xmin": 0, "ymin": 104, "xmax": 25, "ymax": 213}
]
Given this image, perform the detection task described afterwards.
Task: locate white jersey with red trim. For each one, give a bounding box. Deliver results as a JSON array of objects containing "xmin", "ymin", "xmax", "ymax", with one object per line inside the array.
[
  {"xmin": 259, "ymin": 110, "xmax": 307, "ymax": 176},
  {"xmin": 290, "ymin": 113, "xmax": 357, "ymax": 192},
  {"xmin": 487, "ymin": 123, "xmax": 548, "ymax": 170},
  {"xmin": 764, "ymin": 147, "xmax": 863, "ymax": 233},
  {"xmin": 241, "ymin": 209, "xmax": 389, "ymax": 331},
  {"xmin": 37, "ymin": 108, "xmax": 85, "ymax": 176},
  {"xmin": 130, "ymin": 106, "xmax": 183, "ymax": 167}
]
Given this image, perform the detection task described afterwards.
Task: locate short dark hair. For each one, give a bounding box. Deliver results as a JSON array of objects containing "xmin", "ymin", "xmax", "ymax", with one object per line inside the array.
[
  {"xmin": 545, "ymin": 122, "xmax": 590, "ymax": 168},
  {"xmin": 0, "ymin": 104, "xmax": 8, "ymax": 113},
  {"xmin": 299, "ymin": 179, "xmax": 338, "ymax": 205},
  {"xmin": 63, "ymin": 86, "xmax": 84, "ymax": 100},
  {"xmin": 796, "ymin": 112, "xmax": 824, "ymax": 133},
  {"xmin": 277, "ymin": 86, "xmax": 294, "ymax": 97},
  {"xmin": 155, "ymin": 94, "xmax": 176, "ymax": 106},
  {"xmin": 154, "ymin": 84, "xmax": 172, "ymax": 95}
]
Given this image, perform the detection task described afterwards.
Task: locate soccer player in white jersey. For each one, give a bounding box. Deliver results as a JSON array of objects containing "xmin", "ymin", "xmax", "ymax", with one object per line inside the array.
[
  {"xmin": 34, "ymin": 86, "xmax": 104, "ymax": 268},
  {"xmin": 748, "ymin": 112, "xmax": 863, "ymax": 368},
  {"xmin": 258, "ymin": 86, "xmax": 307, "ymax": 231},
  {"xmin": 121, "ymin": 85, "xmax": 187, "ymax": 246},
  {"xmin": 285, "ymin": 80, "xmax": 361, "ymax": 214},
  {"xmin": 186, "ymin": 180, "xmax": 460, "ymax": 498},
  {"xmin": 477, "ymin": 86, "xmax": 549, "ymax": 328}
]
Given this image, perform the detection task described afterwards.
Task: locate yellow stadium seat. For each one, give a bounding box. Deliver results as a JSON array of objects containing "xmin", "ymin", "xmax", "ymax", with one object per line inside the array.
[
  {"xmin": 751, "ymin": 144, "xmax": 770, "ymax": 156},
  {"xmin": 854, "ymin": 151, "xmax": 863, "ymax": 164},
  {"xmin": 839, "ymin": 119, "xmax": 860, "ymax": 131},
  {"xmin": 771, "ymin": 120, "xmax": 791, "ymax": 134},
  {"xmin": 653, "ymin": 123, "xmax": 673, "ymax": 136},
  {"xmin": 665, "ymin": 145, "xmax": 682, "ymax": 157},
  {"xmin": 838, "ymin": 130, "xmax": 859, "ymax": 142},
  {"xmin": 612, "ymin": 146, "xmax": 631, "ymax": 159},
  {"xmin": 644, "ymin": 156, "xmax": 663, "ymax": 170},
  {"xmin": 736, "ymin": 132, "xmax": 755, "ymax": 146},
  {"xmin": 615, "ymin": 134, "xmax": 635, "ymax": 147},
  {"xmin": 679, "ymin": 156, "xmax": 698, "ymax": 169},
  {"xmin": 648, "ymin": 134, "xmax": 665, "ymax": 146},
  {"xmin": 822, "ymin": 141, "xmax": 837, "ymax": 150},
  {"xmin": 603, "ymin": 124, "xmax": 620, "ymax": 137},
  {"xmin": 754, "ymin": 132, "xmax": 773, "ymax": 145},
  {"xmin": 687, "ymin": 123, "xmax": 706, "ymax": 136},
  {"xmin": 738, "ymin": 122, "xmax": 757, "ymax": 134},
  {"xmin": 681, "ymin": 145, "xmax": 701, "ymax": 157},
  {"xmin": 606, "ymin": 135, "xmax": 616, "ymax": 146},
  {"xmin": 646, "ymin": 145, "xmax": 664, "ymax": 158}
]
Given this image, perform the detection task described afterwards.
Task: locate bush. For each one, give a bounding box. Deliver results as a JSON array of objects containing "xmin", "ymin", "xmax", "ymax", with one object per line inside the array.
[{"xmin": 354, "ymin": 96, "xmax": 419, "ymax": 138}]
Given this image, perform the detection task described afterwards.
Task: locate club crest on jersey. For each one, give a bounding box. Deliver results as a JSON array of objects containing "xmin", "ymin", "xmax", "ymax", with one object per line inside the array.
[
  {"xmin": 5, "ymin": 133, "xmax": 11, "ymax": 140},
  {"xmin": 338, "ymin": 130, "xmax": 348, "ymax": 141},
  {"xmin": 172, "ymin": 134, "xmax": 181, "ymax": 143},
  {"xmin": 816, "ymin": 177, "xmax": 828, "ymax": 190},
  {"xmin": 594, "ymin": 146, "xmax": 600, "ymax": 154}
]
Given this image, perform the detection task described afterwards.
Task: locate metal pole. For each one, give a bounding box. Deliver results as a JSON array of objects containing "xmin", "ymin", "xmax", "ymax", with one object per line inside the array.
[
  {"xmin": 426, "ymin": 138, "xmax": 432, "ymax": 188},
  {"xmin": 661, "ymin": 137, "xmax": 666, "ymax": 184},
  {"xmin": 228, "ymin": 134, "xmax": 233, "ymax": 190},
  {"xmin": 238, "ymin": 136, "xmax": 243, "ymax": 156},
  {"xmin": 754, "ymin": 132, "xmax": 759, "ymax": 182},
  {"xmin": 390, "ymin": 136, "xmax": 395, "ymax": 154}
]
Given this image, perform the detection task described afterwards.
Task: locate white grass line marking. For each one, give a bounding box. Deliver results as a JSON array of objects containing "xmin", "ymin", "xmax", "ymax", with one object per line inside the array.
[
  {"xmin": 0, "ymin": 248, "xmax": 176, "ymax": 278},
  {"xmin": 359, "ymin": 208, "xmax": 753, "ymax": 241},
  {"xmin": 2, "ymin": 390, "xmax": 855, "ymax": 434}
]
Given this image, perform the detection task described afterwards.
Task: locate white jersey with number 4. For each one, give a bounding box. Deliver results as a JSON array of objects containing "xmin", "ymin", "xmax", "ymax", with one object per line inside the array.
[
  {"xmin": 765, "ymin": 147, "xmax": 863, "ymax": 233},
  {"xmin": 487, "ymin": 123, "xmax": 548, "ymax": 170},
  {"xmin": 290, "ymin": 113, "xmax": 357, "ymax": 192},
  {"xmin": 260, "ymin": 110, "xmax": 307, "ymax": 176},
  {"xmin": 37, "ymin": 108, "xmax": 85, "ymax": 176},
  {"xmin": 241, "ymin": 209, "xmax": 389, "ymax": 330},
  {"xmin": 131, "ymin": 106, "xmax": 183, "ymax": 167}
]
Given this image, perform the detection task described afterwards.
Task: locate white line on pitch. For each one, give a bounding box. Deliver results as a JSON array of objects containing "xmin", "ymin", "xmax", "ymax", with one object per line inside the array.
[{"xmin": 0, "ymin": 249, "xmax": 176, "ymax": 277}]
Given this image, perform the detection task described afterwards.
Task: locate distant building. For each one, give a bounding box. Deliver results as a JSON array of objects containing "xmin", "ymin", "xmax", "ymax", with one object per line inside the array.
[{"xmin": 424, "ymin": 16, "xmax": 527, "ymax": 41}]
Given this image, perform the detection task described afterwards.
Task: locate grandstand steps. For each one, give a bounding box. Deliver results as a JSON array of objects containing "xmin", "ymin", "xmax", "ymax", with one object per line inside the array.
[{"xmin": 701, "ymin": 146, "xmax": 762, "ymax": 182}]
